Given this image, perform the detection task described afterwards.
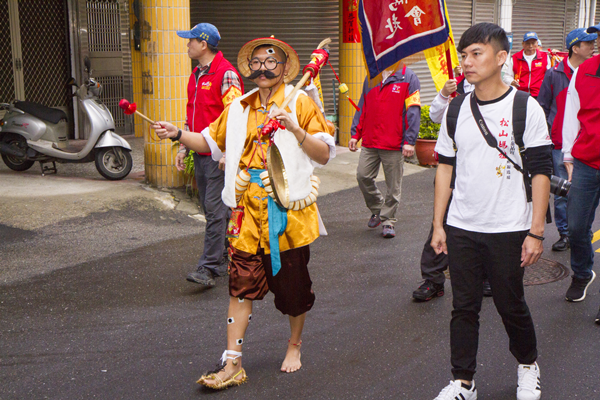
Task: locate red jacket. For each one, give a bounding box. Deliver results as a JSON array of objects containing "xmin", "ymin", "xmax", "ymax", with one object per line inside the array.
[
  {"xmin": 186, "ymin": 51, "xmax": 243, "ymax": 155},
  {"xmin": 571, "ymin": 55, "xmax": 600, "ymax": 168},
  {"xmin": 512, "ymin": 49, "xmax": 548, "ymax": 97},
  {"xmin": 350, "ymin": 66, "xmax": 421, "ymax": 150}
]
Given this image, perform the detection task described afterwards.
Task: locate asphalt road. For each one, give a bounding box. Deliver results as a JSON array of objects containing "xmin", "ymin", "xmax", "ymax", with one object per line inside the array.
[{"xmin": 2, "ymin": 169, "xmax": 600, "ymax": 399}]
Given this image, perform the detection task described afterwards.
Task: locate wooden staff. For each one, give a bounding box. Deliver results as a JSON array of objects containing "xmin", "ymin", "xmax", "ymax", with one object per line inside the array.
[
  {"xmin": 133, "ymin": 110, "xmax": 155, "ymax": 124},
  {"xmin": 279, "ymin": 38, "xmax": 332, "ymax": 110}
]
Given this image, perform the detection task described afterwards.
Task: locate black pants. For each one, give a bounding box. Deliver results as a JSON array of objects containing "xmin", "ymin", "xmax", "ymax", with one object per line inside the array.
[
  {"xmin": 420, "ymin": 206, "xmax": 449, "ymax": 285},
  {"xmin": 447, "ymin": 226, "xmax": 538, "ymax": 381}
]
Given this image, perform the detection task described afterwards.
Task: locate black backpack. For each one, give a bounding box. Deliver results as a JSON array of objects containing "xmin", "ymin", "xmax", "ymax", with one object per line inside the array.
[
  {"xmin": 446, "ymin": 89, "xmax": 529, "ymax": 151},
  {"xmin": 445, "ymin": 89, "xmax": 531, "ymax": 200}
]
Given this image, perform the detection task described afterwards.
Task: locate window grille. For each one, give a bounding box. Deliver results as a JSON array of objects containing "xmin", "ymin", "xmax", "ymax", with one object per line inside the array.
[
  {"xmin": 86, "ymin": 0, "xmax": 121, "ymax": 53},
  {"xmin": 0, "ymin": 0, "xmax": 14, "ymax": 104},
  {"xmin": 18, "ymin": 0, "xmax": 70, "ymax": 107},
  {"xmin": 97, "ymin": 75, "xmax": 125, "ymax": 128}
]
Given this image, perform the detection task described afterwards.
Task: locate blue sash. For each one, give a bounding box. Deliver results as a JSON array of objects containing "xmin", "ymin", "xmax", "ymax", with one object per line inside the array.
[{"xmin": 248, "ymin": 169, "xmax": 288, "ymax": 276}]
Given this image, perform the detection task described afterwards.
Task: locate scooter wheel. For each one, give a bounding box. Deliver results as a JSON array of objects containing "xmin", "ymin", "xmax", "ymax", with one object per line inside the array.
[
  {"xmin": 95, "ymin": 147, "xmax": 133, "ymax": 180},
  {"xmin": 1, "ymin": 133, "xmax": 35, "ymax": 171}
]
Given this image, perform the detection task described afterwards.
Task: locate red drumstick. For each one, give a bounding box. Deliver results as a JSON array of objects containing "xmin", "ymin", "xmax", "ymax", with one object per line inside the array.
[{"xmin": 119, "ymin": 99, "xmax": 156, "ymax": 124}]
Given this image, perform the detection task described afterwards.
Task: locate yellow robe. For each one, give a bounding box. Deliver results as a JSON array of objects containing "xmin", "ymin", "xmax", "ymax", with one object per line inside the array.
[{"xmin": 208, "ymin": 84, "xmax": 332, "ymax": 255}]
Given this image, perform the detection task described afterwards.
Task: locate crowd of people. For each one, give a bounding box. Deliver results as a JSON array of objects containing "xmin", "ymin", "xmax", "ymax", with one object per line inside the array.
[{"xmin": 147, "ymin": 20, "xmax": 600, "ymax": 399}]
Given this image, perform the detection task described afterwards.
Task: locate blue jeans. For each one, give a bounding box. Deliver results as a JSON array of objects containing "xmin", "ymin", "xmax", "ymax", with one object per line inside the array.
[
  {"xmin": 567, "ymin": 159, "xmax": 600, "ymax": 280},
  {"xmin": 552, "ymin": 149, "xmax": 568, "ymax": 235}
]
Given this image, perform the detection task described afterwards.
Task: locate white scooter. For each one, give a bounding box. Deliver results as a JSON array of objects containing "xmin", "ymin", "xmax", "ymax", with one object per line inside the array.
[{"xmin": 0, "ymin": 57, "xmax": 132, "ymax": 180}]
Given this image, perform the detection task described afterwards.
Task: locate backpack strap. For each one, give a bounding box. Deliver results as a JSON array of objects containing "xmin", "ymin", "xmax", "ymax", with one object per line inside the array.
[
  {"xmin": 445, "ymin": 93, "xmax": 468, "ymax": 189},
  {"xmin": 512, "ymin": 89, "xmax": 537, "ymax": 204},
  {"xmin": 446, "ymin": 93, "xmax": 469, "ymax": 152},
  {"xmin": 512, "ymin": 90, "xmax": 529, "ymax": 150}
]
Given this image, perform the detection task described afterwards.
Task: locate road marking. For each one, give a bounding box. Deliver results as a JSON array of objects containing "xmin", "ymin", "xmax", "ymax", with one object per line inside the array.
[{"xmin": 593, "ymin": 230, "xmax": 600, "ymax": 252}]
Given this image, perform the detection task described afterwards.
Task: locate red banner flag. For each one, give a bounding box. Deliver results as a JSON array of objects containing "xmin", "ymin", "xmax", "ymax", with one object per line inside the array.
[{"xmin": 359, "ymin": 0, "xmax": 451, "ymax": 82}]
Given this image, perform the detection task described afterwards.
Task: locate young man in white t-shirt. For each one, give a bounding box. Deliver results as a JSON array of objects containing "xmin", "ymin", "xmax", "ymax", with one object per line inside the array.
[{"xmin": 430, "ymin": 23, "xmax": 552, "ymax": 400}]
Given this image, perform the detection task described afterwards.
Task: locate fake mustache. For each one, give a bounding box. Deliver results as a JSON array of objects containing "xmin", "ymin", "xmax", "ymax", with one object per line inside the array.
[{"xmin": 247, "ymin": 69, "xmax": 280, "ymax": 80}]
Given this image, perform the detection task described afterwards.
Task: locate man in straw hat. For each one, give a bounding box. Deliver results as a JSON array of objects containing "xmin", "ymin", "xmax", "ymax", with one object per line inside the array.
[{"xmin": 151, "ymin": 36, "xmax": 335, "ymax": 389}]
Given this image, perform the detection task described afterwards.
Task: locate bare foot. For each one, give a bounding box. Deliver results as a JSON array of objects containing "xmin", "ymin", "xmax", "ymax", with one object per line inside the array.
[
  {"xmin": 198, "ymin": 363, "xmax": 245, "ymax": 388},
  {"xmin": 280, "ymin": 342, "xmax": 302, "ymax": 373}
]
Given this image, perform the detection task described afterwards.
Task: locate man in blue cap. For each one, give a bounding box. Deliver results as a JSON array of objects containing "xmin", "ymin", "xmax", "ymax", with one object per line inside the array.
[
  {"xmin": 506, "ymin": 31, "xmax": 550, "ymax": 98},
  {"xmin": 537, "ymin": 28, "xmax": 597, "ymax": 253},
  {"xmin": 176, "ymin": 23, "xmax": 244, "ymax": 286},
  {"xmin": 562, "ymin": 23, "xmax": 600, "ymax": 324}
]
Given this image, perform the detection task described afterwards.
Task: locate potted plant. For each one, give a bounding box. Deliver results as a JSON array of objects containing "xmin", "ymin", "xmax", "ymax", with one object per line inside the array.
[{"xmin": 415, "ymin": 104, "xmax": 441, "ymax": 166}]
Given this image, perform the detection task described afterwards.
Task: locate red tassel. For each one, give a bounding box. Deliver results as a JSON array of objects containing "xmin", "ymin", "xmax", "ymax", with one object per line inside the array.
[{"xmin": 347, "ymin": 97, "xmax": 360, "ymax": 112}]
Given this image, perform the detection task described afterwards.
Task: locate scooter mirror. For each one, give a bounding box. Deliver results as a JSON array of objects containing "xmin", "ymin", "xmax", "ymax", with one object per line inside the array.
[
  {"xmin": 67, "ymin": 77, "xmax": 78, "ymax": 86},
  {"xmin": 84, "ymin": 56, "xmax": 91, "ymax": 73}
]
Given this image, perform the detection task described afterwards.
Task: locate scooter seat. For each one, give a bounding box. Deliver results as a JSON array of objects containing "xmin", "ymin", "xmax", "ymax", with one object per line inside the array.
[{"xmin": 14, "ymin": 100, "xmax": 68, "ymax": 125}]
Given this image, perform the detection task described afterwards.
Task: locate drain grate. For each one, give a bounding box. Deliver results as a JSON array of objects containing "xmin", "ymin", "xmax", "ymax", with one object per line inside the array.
[
  {"xmin": 524, "ymin": 258, "xmax": 570, "ymax": 286},
  {"xmin": 442, "ymin": 258, "xmax": 570, "ymax": 286}
]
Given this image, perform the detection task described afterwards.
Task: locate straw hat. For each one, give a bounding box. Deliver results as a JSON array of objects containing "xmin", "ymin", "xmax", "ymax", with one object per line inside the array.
[{"xmin": 237, "ymin": 36, "xmax": 300, "ymax": 84}]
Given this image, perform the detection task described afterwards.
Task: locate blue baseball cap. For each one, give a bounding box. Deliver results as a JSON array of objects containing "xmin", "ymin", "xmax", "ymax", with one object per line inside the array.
[
  {"xmin": 523, "ymin": 31, "xmax": 539, "ymax": 42},
  {"xmin": 566, "ymin": 28, "xmax": 597, "ymax": 49},
  {"xmin": 176, "ymin": 23, "xmax": 220, "ymax": 47},
  {"xmin": 587, "ymin": 23, "xmax": 600, "ymax": 34}
]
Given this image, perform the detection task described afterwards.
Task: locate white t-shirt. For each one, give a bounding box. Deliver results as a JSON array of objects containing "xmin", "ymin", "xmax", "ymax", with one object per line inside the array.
[
  {"xmin": 524, "ymin": 52, "xmax": 536, "ymax": 69},
  {"xmin": 430, "ymin": 81, "xmax": 474, "ymax": 124},
  {"xmin": 435, "ymin": 87, "xmax": 551, "ymax": 233}
]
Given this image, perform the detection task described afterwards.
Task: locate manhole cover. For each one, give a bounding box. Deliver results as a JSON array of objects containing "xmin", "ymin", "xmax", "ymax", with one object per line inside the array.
[
  {"xmin": 524, "ymin": 258, "xmax": 570, "ymax": 286},
  {"xmin": 442, "ymin": 258, "xmax": 569, "ymax": 286}
]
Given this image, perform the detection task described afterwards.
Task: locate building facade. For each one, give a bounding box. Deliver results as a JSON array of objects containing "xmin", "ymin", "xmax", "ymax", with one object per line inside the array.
[{"xmin": 0, "ymin": 0, "xmax": 595, "ymax": 186}]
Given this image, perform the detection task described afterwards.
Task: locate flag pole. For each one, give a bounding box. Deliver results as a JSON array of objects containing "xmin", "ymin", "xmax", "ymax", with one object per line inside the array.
[{"xmin": 445, "ymin": 48, "xmax": 454, "ymax": 80}]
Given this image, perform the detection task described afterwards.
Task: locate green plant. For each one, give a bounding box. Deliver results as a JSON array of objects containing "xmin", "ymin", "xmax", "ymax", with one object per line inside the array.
[
  {"xmin": 182, "ymin": 149, "xmax": 197, "ymax": 197},
  {"xmin": 418, "ymin": 105, "xmax": 441, "ymax": 140},
  {"xmin": 183, "ymin": 150, "xmax": 195, "ymax": 175}
]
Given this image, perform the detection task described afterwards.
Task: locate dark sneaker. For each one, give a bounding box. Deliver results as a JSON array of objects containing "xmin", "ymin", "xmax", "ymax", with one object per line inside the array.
[
  {"xmin": 565, "ymin": 270, "xmax": 596, "ymax": 302},
  {"xmin": 483, "ymin": 279, "xmax": 492, "ymax": 297},
  {"xmin": 551, "ymin": 234, "xmax": 570, "ymax": 251},
  {"xmin": 186, "ymin": 268, "xmax": 216, "ymax": 286},
  {"xmin": 368, "ymin": 214, "xmax": 381, "ymax": 228},
  {"xmin": 412, "ymin": 280, "xmax": 444, "ymax": 301},
  {"xmin": 595, "ymin": 307, "xmax": 600, "ymax": 325},
  {"xmin": 382, "ymin": 224, "xmax": 395, "ymax": 238}
]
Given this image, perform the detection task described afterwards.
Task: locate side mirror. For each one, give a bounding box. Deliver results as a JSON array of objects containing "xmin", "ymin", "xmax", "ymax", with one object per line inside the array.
[{"xmin": 67, "ymin": 77, "xmax": 78, "ymax": 86}]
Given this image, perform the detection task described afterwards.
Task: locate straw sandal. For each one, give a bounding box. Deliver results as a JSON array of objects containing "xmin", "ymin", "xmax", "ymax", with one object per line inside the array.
[{"xmin": 197, "ymin": 350, "xmax": 248, "ymax": 390}]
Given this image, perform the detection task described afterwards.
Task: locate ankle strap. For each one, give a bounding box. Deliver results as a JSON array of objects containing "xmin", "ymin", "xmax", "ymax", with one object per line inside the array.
[{"xmin": 220, "ymin": 349, "xmax": 242, "ymax": 364}]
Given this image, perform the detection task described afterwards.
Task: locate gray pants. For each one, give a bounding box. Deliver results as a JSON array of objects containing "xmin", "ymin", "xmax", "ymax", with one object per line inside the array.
[
  {"xmin": 356, "ymin": 147, "xmax": 404, "ymax": 226},
  {"xmin": 193, "ymin": 153, "xmax": 229, "ymax": 275}
]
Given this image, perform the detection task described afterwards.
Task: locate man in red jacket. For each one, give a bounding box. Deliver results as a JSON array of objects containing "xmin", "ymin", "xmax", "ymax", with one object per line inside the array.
[
  {"xmin": 561, "ymin": 24, "xmax": 600, "ymax": 324},
  {"xmin": 506, "ymin": 31, "xmax": 550, "ymax": 98},
  {"xmin": 537, "ymin": 28, "xmax": 597, "ymax": 253},
  {"xmin": 176, "ymin": 23, "xmax": 244, "ymax": 286},
  {"xmin": 349, "ymin": 66, "xmax": 420, "ymax": 239}
]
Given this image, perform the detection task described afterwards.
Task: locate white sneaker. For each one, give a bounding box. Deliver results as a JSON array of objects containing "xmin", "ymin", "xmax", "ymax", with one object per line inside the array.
[
  {"xmin": 517, "ymin": 362, "xmax": 541, "ymax": 400},
  {"xmin": 434, "ymin": 380, "xmax": 477, "ymax": 400}
]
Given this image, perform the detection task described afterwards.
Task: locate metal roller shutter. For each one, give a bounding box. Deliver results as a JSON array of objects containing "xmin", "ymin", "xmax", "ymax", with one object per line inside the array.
[
  {"xmin": 512, "ymin": 0, "xmax": 567, "ymax": 52},
  {"xmin": 411, "ymin": 0, "xmax": 474, "ymax": 105},
  {"xmin": 189, "ymin": 0, "xmax": 339, "ymax": 116},
  {"xmin": 473, "ymin": 0, "xmax": 497, "ymax": 24},
  {"xmin": 564, "ymin": 0, "xmax": 581, "ymax": 42}
]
